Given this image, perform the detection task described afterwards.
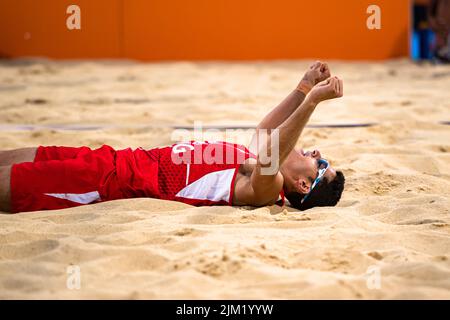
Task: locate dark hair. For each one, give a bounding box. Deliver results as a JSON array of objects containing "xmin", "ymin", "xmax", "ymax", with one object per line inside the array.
[{"xmin": 286, "ymin": 170, "xmax": 345, "ymax": 211}]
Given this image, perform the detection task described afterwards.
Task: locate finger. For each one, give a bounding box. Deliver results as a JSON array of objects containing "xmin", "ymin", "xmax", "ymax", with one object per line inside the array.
[
  {"xmin": 316, "ymin": 77, "xmax": 330, "ymax": 87},
  {"xmin": 322, "ymin": 63, "xmax": 331, "ymax": 77},
  {"xmin": 336, "ymin": 77, "xmax": 343, "ymax": 97},
  {"xmin": 325, "ymin": 77, "xmax": 334, "ymax": 90},
  {"xmin": 328, "ymin": 77, "xmax": 334, "ymax": 86},
  {"xmin": 311, "ymin": 61, "xmax": 321, "ymax": 70},
  {"xmin": 333, "ymin": 77, "xmax": 339, "ymax": 92}
]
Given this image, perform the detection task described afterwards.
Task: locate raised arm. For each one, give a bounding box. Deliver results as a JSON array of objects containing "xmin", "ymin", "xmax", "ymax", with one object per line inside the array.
[
  {"xmin": 243, "ymin": 77, "xmax": 343, "ymax": 205},
  {"xmin": 275, "ymin": 77, "xmax": 343, "ymax": 165},
  {"xmin": 248, "ymin": 62, "xmax": 330, "ymax": 155}
]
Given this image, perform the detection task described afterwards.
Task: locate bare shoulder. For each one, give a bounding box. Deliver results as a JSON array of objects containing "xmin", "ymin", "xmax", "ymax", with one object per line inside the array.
[{"xmin": 232, "ymin": 161, "xmax": 284, "ymax": 206}]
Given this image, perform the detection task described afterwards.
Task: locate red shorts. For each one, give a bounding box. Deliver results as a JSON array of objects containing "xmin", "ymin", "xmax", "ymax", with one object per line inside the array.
[{"xmin": 10, "ymin": 145, "xmax": 125, "ymax": 213}]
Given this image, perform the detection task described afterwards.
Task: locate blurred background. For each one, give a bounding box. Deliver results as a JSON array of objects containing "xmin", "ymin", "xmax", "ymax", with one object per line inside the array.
[
  {"xmin": 0, "ymin": 0, "xmax": 447, "ymax": 62},
  {"xmin": 413, "ymin": 0, "xmax": 450, "ymax": 62},
  {"xmin": 1, "ymin": 1, "xmax": 450, "ymax": 300}
]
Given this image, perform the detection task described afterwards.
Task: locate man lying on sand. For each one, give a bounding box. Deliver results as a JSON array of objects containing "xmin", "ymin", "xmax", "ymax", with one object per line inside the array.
[{"xmin": 0, "ymin": 61, "xmax": 345, "ymax": 213}]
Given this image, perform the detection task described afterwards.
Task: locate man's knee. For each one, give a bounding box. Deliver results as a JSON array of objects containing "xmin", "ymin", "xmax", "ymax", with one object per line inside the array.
[
  {"xmin": 0, "ymin": 147, "xmax": 37, "ymax": 166},
  {"xmin": 0, "ymin": 165, "xmax": 12, "ymax": 213}
]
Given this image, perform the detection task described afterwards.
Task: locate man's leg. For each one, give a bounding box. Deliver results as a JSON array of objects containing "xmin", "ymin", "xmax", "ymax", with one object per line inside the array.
[
  {"xmin": 5, "ymin": 145, "xmax": 120, "ymax": 213},
  {"xmin": 0, "ymin": 146, "xmax": 94, "ymax": 167},
  {"xmin": 0, "ymin": 165, "xmax": 11, "ymax": 212},
  {"xmin": 0, "ymin": 148, "xmax": 37, "ymax": 166}
]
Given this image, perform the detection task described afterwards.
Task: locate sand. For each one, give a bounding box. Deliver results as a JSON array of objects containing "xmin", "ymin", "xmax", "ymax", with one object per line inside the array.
[{"xmin": 0, "ymin": 59, "xmax": 449, "ymax": 299}]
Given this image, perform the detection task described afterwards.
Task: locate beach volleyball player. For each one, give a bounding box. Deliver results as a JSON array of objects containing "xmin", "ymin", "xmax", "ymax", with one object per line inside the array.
[{"xmin": 0, "ymin": 62, "xmax": 345, "ymax": 213}]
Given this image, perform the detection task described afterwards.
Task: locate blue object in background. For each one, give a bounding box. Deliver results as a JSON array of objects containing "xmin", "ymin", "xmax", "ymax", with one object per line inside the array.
[
  {"xmin": 411, "ymin": 4, "xmax": 437, "ymax": 61},
  {"xmin": 411, "ymin": 31, "xmax": 421, "ymax": 60},
  {"xmin": 411, "ymin": 29, "xmax": 436, "ymax": 60}
]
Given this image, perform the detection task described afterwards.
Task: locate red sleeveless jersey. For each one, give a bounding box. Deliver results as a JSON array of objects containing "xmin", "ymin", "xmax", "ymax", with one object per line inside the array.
[{"xmin": 115, "ymin": 141, "xmax": 285, "ymax": 206}]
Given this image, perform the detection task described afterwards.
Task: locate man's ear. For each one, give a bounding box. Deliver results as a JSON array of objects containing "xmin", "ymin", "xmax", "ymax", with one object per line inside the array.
[{"xmin": 295, "ymin": 177, "xmax": 310, "ymax": 194}]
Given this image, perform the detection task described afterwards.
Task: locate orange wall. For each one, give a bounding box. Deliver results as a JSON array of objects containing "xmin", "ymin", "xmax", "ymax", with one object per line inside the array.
[
  {"xmin": 0, "ymin": 0, "xmax": 410, "ymax": 60},
  {"xmin": 0, "ymin": 0, "xmax": 122, "ymax": 58}
]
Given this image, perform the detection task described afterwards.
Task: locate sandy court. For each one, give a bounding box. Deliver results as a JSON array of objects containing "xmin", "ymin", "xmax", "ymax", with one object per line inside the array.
[{"xmin": 0, "ymin": 59, "xmax": 449, "ymax": 299}]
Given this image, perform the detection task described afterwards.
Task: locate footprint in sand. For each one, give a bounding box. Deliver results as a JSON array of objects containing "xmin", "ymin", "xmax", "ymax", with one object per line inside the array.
[
  {"xmin": 172, "ymin": 228, "xmax": 207, "ymax": 237},
  {"xmin": 367, "ymin": 251, "xmax": 384, "ymax": 260},
  {"xmin": 25, "ymin": 98, "xmax": 48, "ymax": 105},
  {"xmin": 364, "ymin": 172, "xmax": 401, "ymax": 195},
  {"xmin": 430, "ymin": 145, "xmax": 450, "ymax": 153},
  {"xmin": 194, "ymin": 254, "xmax": 242, "ymax": 278}
]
